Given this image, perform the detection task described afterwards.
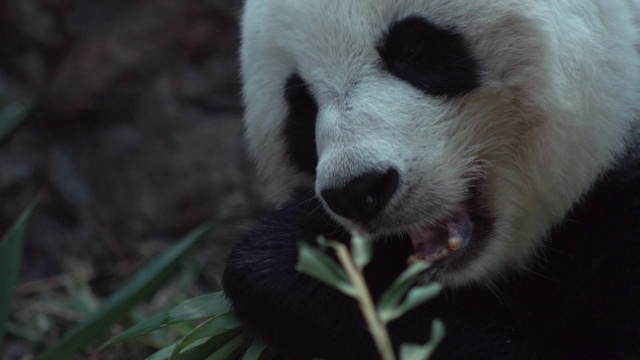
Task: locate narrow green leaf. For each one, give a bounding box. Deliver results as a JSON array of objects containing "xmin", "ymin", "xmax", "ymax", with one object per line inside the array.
[
  {"xmin": 316, "ymin": 236, "xmax": 328, "ymax": 249},
  {"xmin": 171, "ymin": 313, "xmax": 242, "ymax": 358},
  {"xmin": 377, "ymin": 261, "xmax": 431, "ymax": 312},
  {"xmin": 37, "ymin": 223, "xmax": 214, "ymax": 360},
  {"xmin": 296, "ymin": 242, "xmax": 354, "ymax": 296},
  {"xmin": 0, "ymin": 102, "xmax": 34, "ymax": 142},
  {"xmin": 103, "ymin": 292, "xmax": 231, "ymax": 348},
  {"xmin": 0, "ymin": 197, "xmax": 39, "ymax": 350},
  {"xmin": 399, "ymin": 319, "xmax": 445, "ymax": 360},
  {"xmin": 400, "ymin": 342, "xmax": 434, "ymax": 360},
  {"xmin": 350, "ymin": 231, "xmax": 372, "ymax": 270},
  {"xmin": 148, "ymin": 331, "xmax": 241, "ymax": 360},
  {"xmin": 175, "ymin": 332, "xmax": 242, "ymax": 360},
  {"xmin": 204, "ymin": 332, "xmax": 249, "ymax": 360},
  {"xmin": 401, "ymin": 284, "xmax": 442, "ymax": 311},
  {"xmin": 241, "ymin": 337, "xmax": 275, "ymax": 360},
  {"xmin": 381, "ymin": 284, "xmax": 442, "ymax": 323},
  {"xmin": 147, "ymin": 342, "xmax": 179, "ymax": 360}
]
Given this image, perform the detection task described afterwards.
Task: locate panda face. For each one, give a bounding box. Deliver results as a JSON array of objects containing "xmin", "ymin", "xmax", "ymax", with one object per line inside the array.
[{"xmin": 241, "ymin": 1, "xmax": 639, "ymax": 285}]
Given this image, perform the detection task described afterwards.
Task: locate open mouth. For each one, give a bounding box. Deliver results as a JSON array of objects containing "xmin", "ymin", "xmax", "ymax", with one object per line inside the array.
[
  {"xmin": 403, "ymin": 180, "xmax": 492, "ymax": 269},
  {"xmin": 407, "ymin": 204, "xmax": 473, "ymax": 265}
]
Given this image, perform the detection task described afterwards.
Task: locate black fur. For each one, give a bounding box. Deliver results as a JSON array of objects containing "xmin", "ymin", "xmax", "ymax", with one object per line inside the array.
[
  {"xmin": 377, "ymin": 17, "xmax": 480, "ymax": 99},
  {"xmin": 282, "ymin": 74, "xmax": 319, "ymax": 175},
  {"xmin": 223, "ymin": 148, "xmax": 640, "ymax": 359}
]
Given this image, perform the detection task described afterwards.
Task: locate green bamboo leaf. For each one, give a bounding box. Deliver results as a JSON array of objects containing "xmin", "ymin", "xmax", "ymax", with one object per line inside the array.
[
  {"xmin": 171, "ymin": 313, "xmax": 242, "ymax": 358},
  {"xmin": 103, "ymin": 292, "xmax": 231, "ymax": 348},
  {"xmin": 0, "ymin": 102, "xmax": 34, "ymax": 142},
  {"xmin": 399, "ymin": 319, "xmax": 445, "ymax": 360},
  {"xmin": 148, "ymin": 331, "xmax": 241, "ymax": 360},
  {"xmin": 316, "ymin": 236, "xmax": 329, "ymax": 249},
  {"xmin": 377, "ymin": 261, "xmax": 431, "ymax": 312},
  {"xmin": 173, "ymin": 338, "xmax": 220, "ymax": 360},
  {"xmin": 381, "ymin": 284, "xmax": 442, "ymax": 323},
  {"xmin": 241, "ymin": 337, "xmax": 275, "ymax": 360},
  {"xmin": 147, "ymin": 342, "xmax": 179, "ymax": 360},
  {"xmin": 350, "ymin": 231, "xmax": 373, "ymax": 270},
  {"xmin": 37, "ymin": 223, "xmax": 214, "ymax": 360},
  {"xmin": 204, "ymin": 332, "xmax": 249, "ymax": 360},
  {"xmin": 296, "ymin": 242, "xmax": 355, "ymax": 296},
  {"xmin": 0, "ymin": 197, "xmax": 39, "ymax": 350}
]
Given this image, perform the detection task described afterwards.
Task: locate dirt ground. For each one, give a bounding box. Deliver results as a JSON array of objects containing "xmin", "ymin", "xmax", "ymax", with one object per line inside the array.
[{"xmin": 0, "ymin": 1, "xmax": 265, "ymax": 358}]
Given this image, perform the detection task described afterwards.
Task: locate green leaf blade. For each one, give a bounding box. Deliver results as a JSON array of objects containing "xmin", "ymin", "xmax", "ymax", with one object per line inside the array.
[
  {"xmin": 378, "ymin": 261, "xmax": 431, "ymax": 313},
  {"xmin": 103, "ymin": 292, "xmax": 232, "ymax": 348},
  {"xmin": 351, "ymin": 231, "xmax": 373, "ymax": 270},
  {"xmin": 204, "ymin": 333, "xmax": 250, "ymax": 360},
  {"xmin": 153, "ymin": 332, "xmax": 240, "ymax": 360},
  {"xmin": 399, "ymin": 319, "xmax": 445, "ymax": 360},
  {"xmin": 37, "ymin": 223, "xmax": 214, "ymax": 360},
  {"xmin": 382, "ymin": 283, "xmax": 443, "ymax": 323},
  {"xmin": 296, "ymin": 242, "xmax": 354, "ymax": 296},
  {"xmin": 146, "ymin": 342, "xmax": 179, "ymax": 360},
  {"xmin": 0, "ymin": 197, "xmax": 39, "ymax": 350},
  {"xmin": 0, "ymin": 102, "xmax": 34, "ymax": 142},
  {"xmin": 241, "ymin": 337, "xmax": 275, "ymax": 360},
  {"xmin": 171, "ymin": 312, "xmax": 242, "ymax": 358}
]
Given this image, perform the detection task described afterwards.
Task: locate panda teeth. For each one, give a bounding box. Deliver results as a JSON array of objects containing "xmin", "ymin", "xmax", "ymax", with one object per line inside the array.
[
  {"xmin": 422, "ymin": 247, "xmax": 451, "ymax": 264},
  {"xmin": 418, "ymin": 236, "xmax": 461, "ymax": 264},
  {"xmin": 448, "ymin": 236, "xmax": 463, "ymax": 251}
]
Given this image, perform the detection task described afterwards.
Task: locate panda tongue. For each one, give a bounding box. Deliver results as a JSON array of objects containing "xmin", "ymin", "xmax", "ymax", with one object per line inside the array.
[{"xmin": 408, "ymin": 207, "xmax": 473, "ymax": 265}]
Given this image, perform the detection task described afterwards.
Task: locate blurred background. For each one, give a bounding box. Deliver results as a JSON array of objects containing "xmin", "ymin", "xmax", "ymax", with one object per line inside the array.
[{"xmin": 0, "ymin": 0, "xmax": 265, "ymax": 358}]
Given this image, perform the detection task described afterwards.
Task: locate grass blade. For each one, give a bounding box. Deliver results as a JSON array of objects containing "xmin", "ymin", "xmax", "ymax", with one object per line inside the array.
[
  {"xmin": 241, "ymin": 337, "xmax": 275, "ymax": 360},
  {"xmin": 147, "ymin": 332, "xmax": 240, "ymax": 360},
  {"xmin": 37, "ymin": 223, "xmax": 214, "ymax": 360},
  {"xmin": 204, "ymin": 333, "xmax": 249, "ymax": 360},
  {"xmin": 171, "ymin": 312, "xmax": 242, "ymax": 358},
  {"xmin": 147, "ymin": 342, "xmax": 179, "ymax": 360},
  {"xmin": 102, "ymin": 292, "xmax": 231, "ymax": 348},
  {"xmin": 0, "ymin": 197, "xmax": 39, "ymax": 350},
  {"xmin": 0, "ymin": 102, "xmax": 34, "ymax": 142}
]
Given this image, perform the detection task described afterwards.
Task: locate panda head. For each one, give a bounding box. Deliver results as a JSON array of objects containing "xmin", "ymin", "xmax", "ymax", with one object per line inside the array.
[{"xmin": 241, "ymin": 0, "xmax": 640, "ymax": 286}]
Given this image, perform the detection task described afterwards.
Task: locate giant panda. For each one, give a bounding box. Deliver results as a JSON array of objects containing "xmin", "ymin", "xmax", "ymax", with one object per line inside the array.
[{"xmin": 222, "ymin": 1, "xmax": 640, "ymax": 359}]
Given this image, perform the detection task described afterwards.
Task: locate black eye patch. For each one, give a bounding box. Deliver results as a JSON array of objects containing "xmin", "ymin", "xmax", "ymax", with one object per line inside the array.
[
  {"xmin": 377, "ymin": 16, "xmax": 480, "ymax": 98},
  {"xmin": 282, "ymin": 74, "xmax": 319, "ymax": 175}
]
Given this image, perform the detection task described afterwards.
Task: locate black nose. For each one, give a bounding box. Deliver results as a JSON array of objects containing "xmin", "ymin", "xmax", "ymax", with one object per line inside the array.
[{"xmin": 320, "ymin": 168, "xmax": 399, "ymax": 223}]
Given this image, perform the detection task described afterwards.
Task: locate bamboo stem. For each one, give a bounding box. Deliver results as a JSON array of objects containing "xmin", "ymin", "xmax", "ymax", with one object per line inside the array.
[{"xmin": 333, "ymin": 243, "xmax": 396, "ymax": 360}]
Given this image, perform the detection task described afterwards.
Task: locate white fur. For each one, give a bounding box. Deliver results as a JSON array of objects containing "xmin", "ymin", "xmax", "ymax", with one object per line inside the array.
[{"xmin": 241, "ymin": 0, "xmax": 640, "ymax": 286}]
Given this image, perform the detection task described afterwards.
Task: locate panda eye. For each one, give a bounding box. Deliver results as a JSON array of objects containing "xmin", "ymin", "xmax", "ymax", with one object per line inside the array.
[
  {"xmin": 377, "ymin": 16, "xmax": 480, "ymax": 98},
  {"xmin": 282, "ymin": 74, "xmax": 319, "ymax": 175}
]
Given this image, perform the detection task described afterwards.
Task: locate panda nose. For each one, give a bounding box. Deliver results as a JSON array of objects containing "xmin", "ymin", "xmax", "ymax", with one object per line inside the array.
[{"xmin": 320, "ymin": 169, "xmax": 399, "ymax": 223}]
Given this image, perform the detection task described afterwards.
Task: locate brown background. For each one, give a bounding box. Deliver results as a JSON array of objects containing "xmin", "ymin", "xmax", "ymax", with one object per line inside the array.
[{"xmin": 0, "ymin": 0, "xmax": 263, "ymax": 358}]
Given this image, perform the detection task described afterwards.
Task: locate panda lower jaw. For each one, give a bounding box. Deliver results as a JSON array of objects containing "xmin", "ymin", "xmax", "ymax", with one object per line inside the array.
[
  {"xmin": 407, "ymin": 204, "xmax": 474, "ymax": 267},
  {"xmin": 349, "ymin": 191, "xmax": 492, "ymax": 277},
  {"xmin": 395, "ymin": 175, "xmax": 493, "ymax": 273},
  {"xmin": 337, "ymin": 179, "xmax": 493, "ymax": 274}
]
